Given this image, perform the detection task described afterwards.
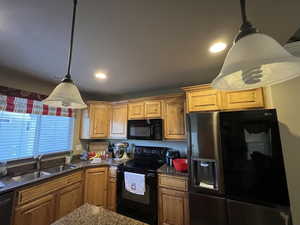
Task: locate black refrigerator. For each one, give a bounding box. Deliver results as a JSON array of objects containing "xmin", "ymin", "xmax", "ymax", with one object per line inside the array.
[{"xmin": 187, "ymin": 109, "xmax": 292, "ymax": 225}]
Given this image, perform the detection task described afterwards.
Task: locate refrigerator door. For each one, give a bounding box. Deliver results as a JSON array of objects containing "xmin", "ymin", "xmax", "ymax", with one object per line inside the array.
[
  {"xmin": 189, "ymin": 192, "xmax": 228, "ymax": 225},
  {"xmin": 227, "ymin": 199, "xmax": 292, "ymax": 225},
  {"xmin": 220, "ymin": 109, "xmax": 290, "ymax": 206},
  {"xmin": 187, "ymin": 112, "xmax": 224, "ymax": 194}
]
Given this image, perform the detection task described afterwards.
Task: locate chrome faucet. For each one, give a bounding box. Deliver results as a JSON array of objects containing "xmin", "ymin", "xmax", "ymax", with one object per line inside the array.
[{"xmin": 34, "ymin": 155, "xmax": 44, "ymax": 172}]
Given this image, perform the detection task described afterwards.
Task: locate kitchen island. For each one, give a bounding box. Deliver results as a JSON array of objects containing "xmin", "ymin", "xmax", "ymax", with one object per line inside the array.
[{"xmin": 51, "ymin": 203, "xmax": 148, "ymax": 225}]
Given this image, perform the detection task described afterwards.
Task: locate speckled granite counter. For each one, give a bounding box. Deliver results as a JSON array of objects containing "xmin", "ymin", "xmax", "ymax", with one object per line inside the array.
[
  {"xmin": 157, "ymin": 164, "xmax": 188, "ymax": 177},
  {"xmin": 51, "ymin": 204, "xmax": 148, "ymax": 225},
  {"xmin": 0, "ymin": 159, "xmax": 126, "ymax": 194}
]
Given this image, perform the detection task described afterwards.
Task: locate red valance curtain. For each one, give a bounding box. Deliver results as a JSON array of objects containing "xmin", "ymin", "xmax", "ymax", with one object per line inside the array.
[{"xmin": 0, "ymin": 86, "xmax": 74, "ymax": 117}]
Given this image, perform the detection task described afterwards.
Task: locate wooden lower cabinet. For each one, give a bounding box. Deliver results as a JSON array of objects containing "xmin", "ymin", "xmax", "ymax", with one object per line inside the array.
[
  {"xmin": 84, "ymin": 167, "xmax": 108, "ymax": 207},
  {"xmin": 14, "ymin": 194, "xmax": 56, "ymax": 225},
  {"xmin": 56, "ymin": 182, "xmax": 83, "ymax": 219},
  {"xmin": 159, "ymin": 188, "xmax": 189, "ymax": 225}
]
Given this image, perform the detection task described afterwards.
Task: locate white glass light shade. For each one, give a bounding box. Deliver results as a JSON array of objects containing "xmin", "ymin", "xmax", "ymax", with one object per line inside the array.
[
  {"xmin": 43, "ymin": 82, "xmax": 87, "ymax": 109},
  {"xmin": 285, "ymin": 41, "xmax": 300, "ymax": 57},
  {"xmin": 212, "ymin": 33, "xmax": 300, "ymax": 90}
]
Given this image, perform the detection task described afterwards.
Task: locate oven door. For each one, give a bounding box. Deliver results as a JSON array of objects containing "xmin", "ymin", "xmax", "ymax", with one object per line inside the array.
[
  {"xmin": 117, "ymin": 167, "xmax": 158, "ymax": 225},
  {"xmin": 127, "ymin": 119, "xmax": 162, "ymax": 140}
]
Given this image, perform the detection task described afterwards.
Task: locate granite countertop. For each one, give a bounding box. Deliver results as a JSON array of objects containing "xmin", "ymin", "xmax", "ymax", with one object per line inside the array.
[
  {"xmin": 51, "ymin": 203, "xmax": 148, "ymax": 225},
  {"xmin": 0, "ymin": 159, "xmax": 126, "ymax": 195},
  {"xmin": 157, "ymin": 164, "xmax": 188, "ymax": 177}
]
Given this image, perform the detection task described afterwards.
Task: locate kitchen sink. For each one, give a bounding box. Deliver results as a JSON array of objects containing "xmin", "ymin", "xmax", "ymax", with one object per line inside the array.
[
  {"xmin": 10, "ymin": 171, "xmax": 52, "ymax": 183},
  {"xmin": 43, "ymin": 164, "xmax": 78, "ymax": 174}
]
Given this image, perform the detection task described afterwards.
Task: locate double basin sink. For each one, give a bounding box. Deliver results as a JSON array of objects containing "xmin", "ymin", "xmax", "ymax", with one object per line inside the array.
[{"xmin": 0, "ymin": 164, "xmax": 78, "ymax": 187}]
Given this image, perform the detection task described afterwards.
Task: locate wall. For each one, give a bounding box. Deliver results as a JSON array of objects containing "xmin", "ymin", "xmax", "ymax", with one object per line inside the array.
[
  {"xmin": 0, "ymin": 67, "xmax": 55, "ymax": 95},
  {"xmin": 269, "ymin": 77, "xmax": 300, "ymax": 225}
]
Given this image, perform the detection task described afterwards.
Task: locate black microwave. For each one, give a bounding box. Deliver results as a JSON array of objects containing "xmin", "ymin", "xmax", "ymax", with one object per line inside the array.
[{"xmin": 127, "ymin": 119, "xmax": 163, "ymax": 140}]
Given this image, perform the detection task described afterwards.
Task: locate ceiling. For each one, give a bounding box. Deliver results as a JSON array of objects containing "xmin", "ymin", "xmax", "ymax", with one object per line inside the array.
[{"xmin": 0, "ymin": 0, "xmax": 299, "ymax": 99}]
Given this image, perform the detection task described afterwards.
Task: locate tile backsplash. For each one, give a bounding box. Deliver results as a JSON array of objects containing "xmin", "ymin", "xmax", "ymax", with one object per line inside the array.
[{"xmin": 82, "ymin": 140, "xmax": 188, "ymax": 157}]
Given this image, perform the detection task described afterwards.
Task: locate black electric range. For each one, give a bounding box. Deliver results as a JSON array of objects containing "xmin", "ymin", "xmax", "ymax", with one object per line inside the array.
[{"xmin": 117, "ymin": 146, "xmax": 168, "ymax": 225}]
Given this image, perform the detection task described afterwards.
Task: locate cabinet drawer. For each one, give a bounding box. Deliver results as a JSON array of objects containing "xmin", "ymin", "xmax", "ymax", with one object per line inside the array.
[
  {"xmin": 17, "ymin": 171, "xmax": 83, "ymax": 205},
  {"xmin": 158, "ymin": 174, "xmax": 188, "ymax": 192}
]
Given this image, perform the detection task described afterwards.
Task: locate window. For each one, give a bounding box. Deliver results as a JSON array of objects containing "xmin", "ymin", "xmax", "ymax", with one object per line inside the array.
[{"xmin": 0, "ymin": 111, "xmax": 74, "ymax": 161}]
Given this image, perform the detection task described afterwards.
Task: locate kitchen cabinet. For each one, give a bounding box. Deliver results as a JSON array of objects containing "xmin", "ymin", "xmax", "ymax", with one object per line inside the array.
[
  {"xmin": 110, "ymin": 103, "xmax": 128, "ymax": 139},
  {"xmin": 84, "ymin": 167, "xmax": 108, "ymax": 207},
  {"xmin": 56, "ymin": 182, "xmax": 83, "ymax": 219},
  {"xmin": 128, "ymin": 102, "xmax": 145, "ymax": 120},
  {"xmin": 183, "ymin": 84, "xmax": 265, "ymax": 112},
  {"xmin": 163, "ymin": 97, "xmax": 186, "ymax": 140},
  {"xmin": 14, "ymin": 194, "xmax": 56, "ymax": 225},
  {"xmin": 14, "ymin": 171, "xmax": 83, "ymax": 225},
  {"xmin": 107, "ymin": 166, "xmax": 117, "ymax": 211},
  {"xmin": 89, "ymin": 103, "xmax": 110, "ymax": 138},
  {"xmin": 183, "ymin": 85, "xmax": 222, "ymax": 112},
  {"xmin": 145, "ymin": 100, "xmax": 162, "ymax": 118},
  {"xmin": 158, "ymin": 175, "xmax": 189, "ymax": 225},
  {"xmin": 221, "ymin": 88, "xmax": 264, "ymax": 110}
]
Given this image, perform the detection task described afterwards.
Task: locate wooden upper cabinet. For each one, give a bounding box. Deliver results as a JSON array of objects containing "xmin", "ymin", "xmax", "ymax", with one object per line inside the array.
[
  {"xmin": 89, "ymin": 103, "xmax": 110, "ymax": 138},
  {"xmin": 163, "ymin": 97, "xmax": 186, "ymax": 140},
  {"xmin": 56, "ymin": 182, "xmax": 83, "ymax": 219},
  {"xmin": 184, "ymin": 85, "xmax": 222, "ymax": 112},
  {"xmin": 110, "ymin": 103, "xmax": 128, "ymax": 139},
  {"xmin": 221, "ymin": 88, "xmax": 264, "ymax": 110},
  {"xmin": 145, "ymin": 100, "xmax": 162, "ymax": 118},
  {"xmin": 183, "ymin": 84, "xmax": 265, "ymax": 112},
  {"xmin": 128, "ymin": 102, "xmax": 145, "ymax": 120},
  {"xmin": 14, "ymin": 194, "xmax": 56, "ymax": 225},
  {"xmin": 84, "ymin": 167, "xmax": 108, "ymax": 208}
]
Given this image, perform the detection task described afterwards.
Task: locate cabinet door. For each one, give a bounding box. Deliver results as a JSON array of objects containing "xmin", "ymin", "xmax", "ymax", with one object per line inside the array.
[
  {"xmin": 163, "ymin": 97, "xmax": 186, "ymax": 140},
  {"xmin": 56, "ymin": 182, "xmax": 83, "ymax": 219},
  {"xmin": 159, "ymin": 188, "xmax": 189, "ymax": 225},
  {"xmin": 107, "ymin": 177, "xmax": 117, "ymax": 211},
  {"xmin": 145, "ymin": 100, "xmax": 162, "ymax": 118},
  {"xmin": 110, "ymin": 104, "xmax": 128, "ymax": 138},
  {"xmin": 14, "ymin": 194, "xmax": 56, "ymax": 225},
  {"xmin": 84, "ymin": 167, "xmax": 108, "ymax": 207},
  {"xmin": 128, "ymin": 102, "xmax": 145, "ymax": 119},
  {"xmin": 221, "ymin": 88, "xmax": 264, "ymax": 110},
  {"xmin": 187, "ymin": 88, "xmax": 221, "ymax": 112},
  {"xmin": 90, "ymin": 104, "xmax": 109, "ymax": 138}
]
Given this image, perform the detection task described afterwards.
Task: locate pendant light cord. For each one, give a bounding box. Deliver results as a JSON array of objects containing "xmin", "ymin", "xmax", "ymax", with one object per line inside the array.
[
  {"xmin": 235, "ymin": 0, "xmax": 257, "ymax": 42},
  {"xmin": 65, "ymin": 0, "xmax": 78, "ymax": 81},
  {"xmin": 240, "ymin": 0, "xmax": 247, "ymax": 24}
]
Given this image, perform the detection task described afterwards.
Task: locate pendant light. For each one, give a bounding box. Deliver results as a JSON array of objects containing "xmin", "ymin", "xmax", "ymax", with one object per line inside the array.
[
  {"xmin": 43, "ymin": 0, "xmax": 87, "ymax": 109},
  {"xmin": 211, "ymin": 0, "xmax": 300, "ymax": 91}
]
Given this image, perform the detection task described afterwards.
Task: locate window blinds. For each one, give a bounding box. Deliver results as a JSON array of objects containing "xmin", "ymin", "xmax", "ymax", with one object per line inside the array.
[{"xmin": 0, "ymin": 111, "xmax": 74, "ymax": 161}]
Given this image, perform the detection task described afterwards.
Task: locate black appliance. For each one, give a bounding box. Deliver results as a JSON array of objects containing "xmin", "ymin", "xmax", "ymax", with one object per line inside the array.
[
  {"xmin": 166, "ymin": 150, "xmax": 180, "ymax": 167},
  {"xmin": 0, "ymin": 191, "xmax": 14, "ymax": 225},
  {"xmin": 117, "ymin": 146, "xmax": 167, "ymax": 225},
  {"xmin": 127, "ymin": 119, "xmax": 163, "ymax": 140},
  {"xmin": 187, "ymin": 109, "xmax": 292, "ymax": 225}
]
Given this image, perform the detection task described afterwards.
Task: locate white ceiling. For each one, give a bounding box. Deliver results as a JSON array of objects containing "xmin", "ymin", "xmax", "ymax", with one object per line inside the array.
[{"xmin": 0, "ymin": 0, "xmax": 299, "ymax": 99}]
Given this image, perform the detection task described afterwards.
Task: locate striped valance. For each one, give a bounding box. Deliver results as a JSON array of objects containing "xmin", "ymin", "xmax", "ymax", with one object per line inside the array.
[{"xmin": 0, "ymin": 95, "xmax": 74, "ymax": 117}]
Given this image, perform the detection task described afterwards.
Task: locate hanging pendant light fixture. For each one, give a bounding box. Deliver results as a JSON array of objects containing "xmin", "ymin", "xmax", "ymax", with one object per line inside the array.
[
  {"xmin": 211, "ymin": 0, "xmax": 300, "ymax": 91},
  {"xmin": 43, "ymin": 0, "xmax": 87, "ymax": 109}
]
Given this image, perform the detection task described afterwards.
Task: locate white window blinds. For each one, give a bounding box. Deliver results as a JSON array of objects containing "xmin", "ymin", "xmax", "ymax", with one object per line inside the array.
[{"xmin": 0, "ymin": 111, "xmax": 74, "ymax": 161}]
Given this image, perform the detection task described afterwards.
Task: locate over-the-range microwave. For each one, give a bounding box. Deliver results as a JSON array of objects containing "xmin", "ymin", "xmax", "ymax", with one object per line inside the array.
[{"xmin": 127, "ymin": 119, "xmax": 163, "ymax": 140}]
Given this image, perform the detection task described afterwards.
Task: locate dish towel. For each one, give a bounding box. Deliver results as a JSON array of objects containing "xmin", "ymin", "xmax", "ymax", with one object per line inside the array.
[{"xmin": 124, "ymin": 172, "xmax": 145, "ymax": 195}]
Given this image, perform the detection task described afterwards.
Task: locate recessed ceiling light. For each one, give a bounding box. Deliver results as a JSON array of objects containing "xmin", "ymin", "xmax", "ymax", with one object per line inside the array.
[
  {"xmin": 209, "ymin": 42, "xmax": 227, "ymax": 53},
  {"xmin": 95, "ymin": 73, "xmax": 107, "ymax": 79}
]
